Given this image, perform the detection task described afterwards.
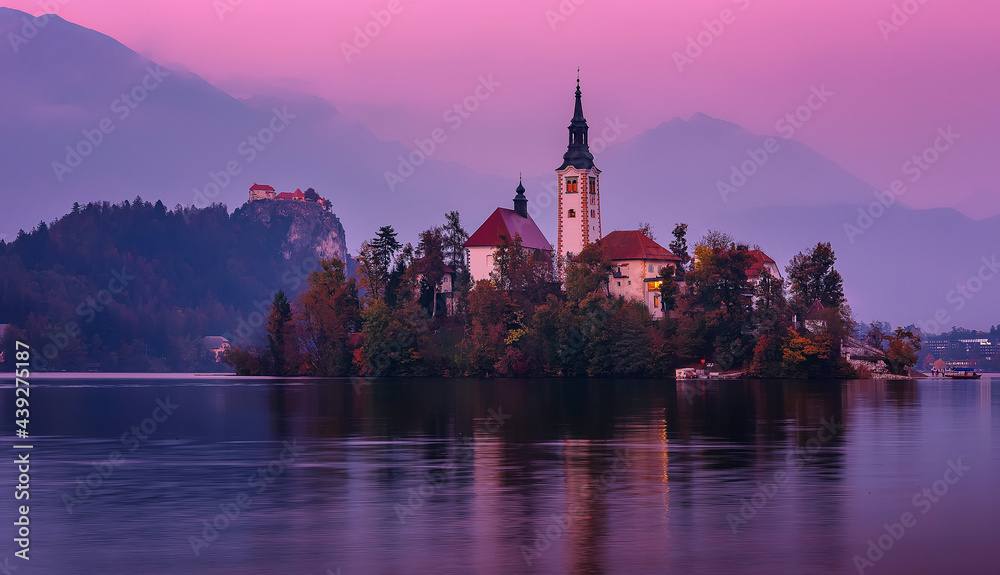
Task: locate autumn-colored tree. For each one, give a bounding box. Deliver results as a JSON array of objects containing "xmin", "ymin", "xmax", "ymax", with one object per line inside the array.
[
  {"xmin": 780, "ymin": 329, "xmax": 833, "ymax": 378},
  {"xmin": 884, "ymin": 327, "xmax": 921, "ymax": 374},
  {"xmin": 459, "ymin": 280, "xmax": 524, "ymax": 376},
  {"xmin": 294, "ymin": 259, "xmax": 360, "ymax": 376}
]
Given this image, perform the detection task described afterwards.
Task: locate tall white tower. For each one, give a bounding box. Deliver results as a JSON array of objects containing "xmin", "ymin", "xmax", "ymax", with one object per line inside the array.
[{"xmin": 556, "ymin": 76, "xmax": 601, "ymax": 279}]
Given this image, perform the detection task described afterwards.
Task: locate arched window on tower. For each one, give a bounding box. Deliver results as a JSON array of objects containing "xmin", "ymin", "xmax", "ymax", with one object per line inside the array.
[
  {"xmin": 568, "ymin": 209, "xmax": 576, "ymax": 218},
  {"xmin": 589, "ymin": 178, "xmax": 596, "ymax": 192},
  {"xmin": 566, "ymin": 178, "xmax": 578, "ymax": 193}
]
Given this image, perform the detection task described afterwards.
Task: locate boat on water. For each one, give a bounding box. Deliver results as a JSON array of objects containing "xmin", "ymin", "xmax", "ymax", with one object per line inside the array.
[{"xmin": 944, "ymin": 367, "xmax": 982, "ymax": 380}]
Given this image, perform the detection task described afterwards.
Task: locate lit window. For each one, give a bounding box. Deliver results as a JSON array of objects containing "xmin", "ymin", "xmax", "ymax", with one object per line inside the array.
[
  {"xmin": 589, "ymin": 177, "xmax": 596, "ymax": 192},
  {"xmin": 566, "ymin": 178, "xmax": 578, "ymax": 192},
  {"xmin": 568, "ymin": 209, "xmax": 576, "ymax": 218},
  {"xmin": 590, "ymin": 210, "xmax": 595, "ymax": 217}
]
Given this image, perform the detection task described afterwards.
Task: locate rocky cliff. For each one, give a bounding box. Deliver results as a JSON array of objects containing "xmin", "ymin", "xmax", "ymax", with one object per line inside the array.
[{"xmin": 234, "ymin": 200, "xmax": 348, "ymax": 265}]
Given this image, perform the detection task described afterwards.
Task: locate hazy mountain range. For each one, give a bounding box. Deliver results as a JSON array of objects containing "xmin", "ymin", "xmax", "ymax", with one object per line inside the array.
[{"xmin": 1, "ymin": 7, "xmax": 997, "ymax": 331}]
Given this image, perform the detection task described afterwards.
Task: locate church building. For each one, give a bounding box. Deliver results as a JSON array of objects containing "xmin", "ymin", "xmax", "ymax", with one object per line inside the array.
[{"xmin": 464, "ymin": 179, "xmax": 553, "ymax": 283}]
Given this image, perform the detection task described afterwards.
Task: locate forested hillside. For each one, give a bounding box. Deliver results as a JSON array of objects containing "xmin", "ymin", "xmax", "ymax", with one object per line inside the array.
[{"xmin": 0, "ymin": 198, "xmax": 347, "ymax": 372}]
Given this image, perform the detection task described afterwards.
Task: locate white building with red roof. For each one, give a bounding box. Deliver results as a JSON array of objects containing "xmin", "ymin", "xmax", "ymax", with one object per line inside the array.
[
  {"xmin": 275, "ymin": 188, "xmax": 307, "ymax": 201},
  {"xmin": 248, "ymin": 183, "xmax": 276, "ymax": 201},
  {"xmin": 746, "ymin": 249, "xmax": 782, "ymax": 284},
  {"xmin": 464, "ymin": 179, "xmax": 553, "ymax": 283},
  {"xmin": 601, "ymin": 230, "xmax": 682, "ymax": 318}
]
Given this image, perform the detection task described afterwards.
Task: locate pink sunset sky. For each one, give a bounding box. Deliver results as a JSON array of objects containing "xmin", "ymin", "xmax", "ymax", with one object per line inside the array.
[{"xmin": 10, "ymin": 0, "xmax": 999, "ymax": 218}]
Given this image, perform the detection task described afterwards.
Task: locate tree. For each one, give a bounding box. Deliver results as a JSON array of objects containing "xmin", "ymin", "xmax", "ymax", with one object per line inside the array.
[
  {"xmin": 683, "ymin": 237, "xmax": 754, "ymax": 370},
  {"xmin": 658, "ymin": 266, "xmax": 679, "ymax": 313},
  {"xmin": 863, "ymin": 321, "xmax": 891, "ymax": 351},
  {"xmin": 587, "ymin": 299, "xmax": 654, "ymax": 377},
  {"xmin": 442, "ymin": 211, "xmax": 469, "ymax": 274},
  {"xmin": 490, "ymin": 233, "xmax": 553, "ymax": 300},
  {"xmin": 669, "ymin": 223, "xmax": 691, "ymax": 274},
  {"xmin": 786, "ymin": 242, "xmax": 845, "ymax": 316},
  {"xmin": 638, "ymin": 222, "xmax": 654, "ymax": 240},
  {"xmin": 749, "ymin": 269, "xmax": 793, "ymax": 374},
  {"xmin": 460, "ymin": 280, "xmax": 523, "ymax": 376},
  {"xmin": 565, "ymin": 241, "xmax": 613, "ymax": 301},
  {"xmin": 417, "ymin": 228, "xmax": 447, "ymax": 317},
  {"xmin": 355, "ymin": 299, "xmax": 433, "ymax": 376},
  {"xmin": 294, "ymin": 259, "xmax": 360, "ymax": 376},
  {"xmin": 358, "ymin": 226, "xmax": 401, "ymax": 303},
  {"xmin": 371, "ymin": 226, "xmax": 401, "ymax": 279},
  {"xmin": 884, "ymin": 327, "xmax": 921, "ymax": 374},
  {"xmin": 266, "ymin": 290, "xmax": 293, "ymax": 375}
]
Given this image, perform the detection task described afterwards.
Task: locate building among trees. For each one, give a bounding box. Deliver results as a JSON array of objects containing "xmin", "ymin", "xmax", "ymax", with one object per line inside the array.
[
  {"xmin": 601, "ymin": 230, "xmax": 681, "ymax": 319},
  {"xmin": 248, "ymin": 183, "xmax": 330, "ymax": 211},
  {"xmin": 464, "ymin": 178, "xmax": 552, "ymax": 283}
]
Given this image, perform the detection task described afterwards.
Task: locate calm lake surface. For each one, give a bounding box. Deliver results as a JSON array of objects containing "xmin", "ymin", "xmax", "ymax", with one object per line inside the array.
[{"xmin": 1, "ymin": 375, "xmax": 998, "ymax": 574}]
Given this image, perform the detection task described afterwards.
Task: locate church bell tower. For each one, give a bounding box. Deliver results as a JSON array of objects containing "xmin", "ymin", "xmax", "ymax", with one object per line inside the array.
[{"xmin": 556, "ymin": 74, "xmax": 601, "ymax": 279}]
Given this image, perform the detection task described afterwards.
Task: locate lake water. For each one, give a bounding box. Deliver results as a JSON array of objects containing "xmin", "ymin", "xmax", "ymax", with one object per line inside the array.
[{"xmin": 1, "ymin": 375, "xmax": 998, "ymax": 574}]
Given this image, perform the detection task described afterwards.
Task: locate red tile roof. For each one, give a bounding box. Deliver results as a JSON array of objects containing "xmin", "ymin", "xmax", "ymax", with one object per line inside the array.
[
  {"xmin": 746, "ymin": 249, "xmax": 778, "ymax": 277},
  {"xmin": 275, "ymin": 189, "xmax": 307, "ymax": 200},
  {"xmin": 464, "ymin": 208, "xmax": 552, "ymax": 251},
  {"xmin": 411, "ymin": 257, "xmax": 456, "ymax": 275},
  {"xmin": 599, "ymin": 230, "xmax": 680, "ymax": 262},
  {"xmin": 249, "ymin": 183, "xmax": 274, "ymax": 191}
]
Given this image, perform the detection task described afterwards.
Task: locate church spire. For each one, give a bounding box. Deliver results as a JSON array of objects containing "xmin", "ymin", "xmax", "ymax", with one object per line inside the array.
[
  {"xmin": 558, "ymin": 72, "xmax": 595, "ymax": 171},
  {"xmin": 573, "ymin": 69, "xmax": 585, "ymax": 122},
  {"xmin": 513, "ymin": 174, "xmax": 528, "ymax": 218}
]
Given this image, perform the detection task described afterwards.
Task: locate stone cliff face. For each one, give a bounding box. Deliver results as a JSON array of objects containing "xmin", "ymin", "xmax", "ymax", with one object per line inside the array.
[{"xmin": 234, "ymin": 200, "xmax": 348, "ymax": 265}]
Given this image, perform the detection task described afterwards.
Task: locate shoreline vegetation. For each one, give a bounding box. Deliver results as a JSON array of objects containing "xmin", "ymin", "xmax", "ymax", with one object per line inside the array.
[
  {"xmin": 222, "ymin": 217, "xmax": 922, "ymax": 380},
  {"xmin": 0, "ymin": 202, "xmax": 923, "ymax": 378}
]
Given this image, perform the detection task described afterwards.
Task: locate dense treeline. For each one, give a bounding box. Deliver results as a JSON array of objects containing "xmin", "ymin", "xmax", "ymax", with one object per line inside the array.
[
  {"xmin": 0, "ymin": 199, "xmax": 335, "ymax": 372},
  {"xmin": 1, "ymin": 198, "xmax": 924, "ymax": 377},
  {"xmin": 227, "ymin": 220, "xmax": 919, "ymax": 378}
]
